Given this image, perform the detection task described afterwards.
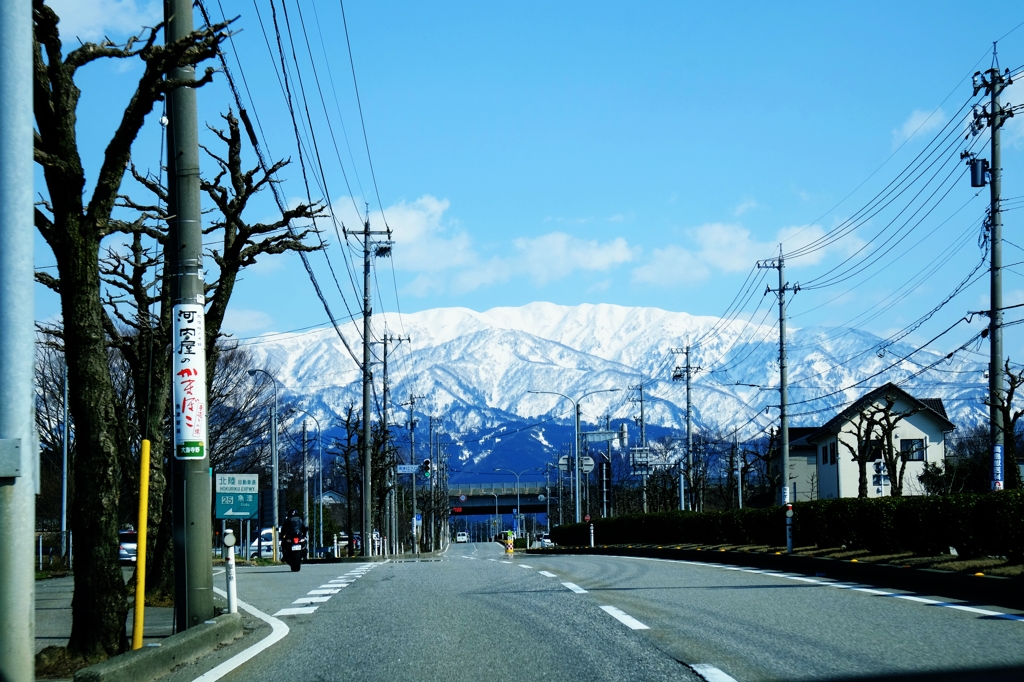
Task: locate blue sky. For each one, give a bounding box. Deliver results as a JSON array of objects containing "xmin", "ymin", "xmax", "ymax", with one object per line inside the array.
[{"xmin": 37, "ymin": 1, "xmax": 1024, "ymax": 361}]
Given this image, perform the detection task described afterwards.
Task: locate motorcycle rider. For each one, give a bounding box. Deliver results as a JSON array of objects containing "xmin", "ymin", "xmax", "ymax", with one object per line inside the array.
[{"xmin": 283, "ymin": 509, "xmax": 306, "ymax": 539}]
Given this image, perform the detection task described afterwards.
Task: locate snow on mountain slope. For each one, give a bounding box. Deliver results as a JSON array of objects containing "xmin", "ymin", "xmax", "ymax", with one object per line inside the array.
[{"xmin": 244, "ymin": 303, "xmax": 987, "ymax": 454}]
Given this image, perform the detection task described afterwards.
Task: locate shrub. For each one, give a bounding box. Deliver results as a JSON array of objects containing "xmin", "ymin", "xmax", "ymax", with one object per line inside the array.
[{"xmin": 549, "ymin": 491, "xmax": 1024, "ymax": 559}]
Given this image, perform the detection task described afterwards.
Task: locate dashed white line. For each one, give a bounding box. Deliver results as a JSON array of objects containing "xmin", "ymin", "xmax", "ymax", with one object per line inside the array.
[
  {"xmin": 292, "ymin": 596, "xmax": 331, "ymax": 604},
  {"xmin": 599, "ymin": 605, "xmax": 649, "ymax": 630},
  {"xmin": 562, "ymin": 582, "xmax": 587, "ymax": 594},
  {"xmin": 274, "ymin": 606, "xmax": 318, "ymax": 616},
  {"xmin": 518, "ymin": 565, "xmax": 532, "ymax": 569},
  {"xmin": 691, "ymin": 663, "xmax": 738, "ymax": 682},
  {"xmin": 538, "ymin": 571, "xmax": 557, "ymax": 577},
  {"xmin": 307, "ymin": 589, "xmax": 341, "ymax": 595},
  {"xmin": 319, "ymin": 584, "xmax": 345, "ymax": 589},
  {"xmin": 501, "ymin": 560, "xmax": 513, "ymax": 564}
]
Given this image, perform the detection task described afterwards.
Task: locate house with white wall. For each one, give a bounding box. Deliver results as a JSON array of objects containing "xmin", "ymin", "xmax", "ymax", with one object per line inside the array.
[{"xmin": 804, "ymin": 383, "xmax": 955, "ymax": 499}]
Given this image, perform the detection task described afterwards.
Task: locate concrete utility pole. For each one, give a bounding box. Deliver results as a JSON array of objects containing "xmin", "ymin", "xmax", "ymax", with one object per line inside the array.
[
  {"xmin": 302, "ymin": 421, "xmax": 308, "ymax": 550},
  {"xmin": 378, "ymin": 333, "xmax": 408, "ymax": 553},
  {"xmin": 406, "ymin": 395, "xmax": 421, "ymax": 554},
  {"xmin": 248, "ymin": 368, "xmax": 278, "ymax": 559},
  {"xmin": 971, "ymin": 56, "xmax": 1013, "ymax": 491},
  {"xmin": 167, "ymin": 0, "xmax": 213, "ymax": 629},
  {"xmin": 346, "ymin": 215, "xmax": 390, "ymax": 556},
  {"xmin": 0, "ymin": 0, "xmax": 36, "ymax": 676},
  {"xmin": 758, "ymin": 247, "xmax": 797, "ymax": 511},
  {"xmin": 428, "ymin": 416, "xmax": 441, "ymax": 550},
  {"xmin": 629, "ymin": 382, "xmax": 648, "ymax": 513},
  {"xmin": 671, "ymin": 347, "xmax": 698, "ymax": 511}
]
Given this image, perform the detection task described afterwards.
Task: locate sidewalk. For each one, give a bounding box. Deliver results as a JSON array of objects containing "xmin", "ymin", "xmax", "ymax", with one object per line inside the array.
[{"xmin": 35, "ymin": 568, "xmax": 174, "ymax": 655}]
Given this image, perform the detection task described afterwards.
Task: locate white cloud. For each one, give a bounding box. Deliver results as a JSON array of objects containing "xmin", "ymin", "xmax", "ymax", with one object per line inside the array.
[
  {"xmin": 336, "ymin": 194, "xmax": 637, "ymax": 296},
  {"xmin": 222, "ymin": 308, "xmax": 274, "ymax": 334},
  {"xmin": 733, "ymin": 197, "xmax": 759, "ymax": 216},
  {"xmin": 632, "ymin": 221, "xmax": 860, "ymax": 288},
  {"xmin": 893, "ymin": 108, "xmax": 947, "ymax": 146},
  {"xmin": 48, "ymin": 0, "xmax": 162, "ymax": 42},
  {"xmin": 632, "ymin": 245, "xmax": 710, "ymax": 286}
]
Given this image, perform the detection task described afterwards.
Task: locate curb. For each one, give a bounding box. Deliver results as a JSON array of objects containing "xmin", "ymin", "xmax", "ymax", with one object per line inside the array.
[
  {"xmin": 528, "ymin": 546, "xmax": 1024, "ymax": 611},
  {"xmin": 73, "ymin": 614, "xmax": 244, "ymax": 682}
]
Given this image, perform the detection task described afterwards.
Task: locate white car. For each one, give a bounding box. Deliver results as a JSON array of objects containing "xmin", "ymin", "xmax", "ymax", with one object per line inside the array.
[
  {"xmin": 248, "ymin": 528, "xmax": 277, "ymax": 559},
  {"xmin": 455, "ymin": 531, "xmax": 469, "ymax": 543},
  {"xmin": 539, "ymin": 533, "xmax": 554, "ymax": 548}
]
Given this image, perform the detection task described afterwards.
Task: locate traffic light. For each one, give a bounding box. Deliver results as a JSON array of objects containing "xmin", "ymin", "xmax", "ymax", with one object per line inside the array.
[{"xmin": 422, "ymin": 459, "xmax": 432, "ymax": 478}]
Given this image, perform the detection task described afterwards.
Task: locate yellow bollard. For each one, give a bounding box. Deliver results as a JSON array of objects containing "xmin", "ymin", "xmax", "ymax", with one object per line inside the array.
[{"xmin": 131, "ymin": 439, "xmax": 151, "ymax": 650}]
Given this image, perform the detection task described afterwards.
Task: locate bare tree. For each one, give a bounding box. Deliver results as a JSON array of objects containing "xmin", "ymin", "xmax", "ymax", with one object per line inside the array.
[
  {"xmin": 873, "ymin": 394, "xmax": 921, "ymax": 497},
  {"xmin": 839, "ymin": 407, "xmax": 883, "ymax": 498}
]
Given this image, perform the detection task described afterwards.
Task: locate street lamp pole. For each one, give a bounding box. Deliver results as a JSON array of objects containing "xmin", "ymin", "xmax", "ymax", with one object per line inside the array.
[
  {"xmin": 248, "ymin": 368, "xmax": 279, "ymax": 561},
  {"xmin": 528, "ymin": 388, "xmax": 619, "ymax": 523}
]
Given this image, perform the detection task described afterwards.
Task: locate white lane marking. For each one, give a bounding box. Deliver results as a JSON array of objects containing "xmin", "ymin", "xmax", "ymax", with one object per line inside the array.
[
  {"xmin": 319, "ymin": 584, "xmax": 346, "ymax": 589},
  {"xmin": 501, "ymin": 561, "xmax": 513, "ymax": 564},
  {"xmin": 538, "ymin": 571, "xmax": 557, "ymax": 578},
  {"xmin": 292, "ymin": 596, "xmax": 331, "ymax": 604},
  {"xmin": 519, "ymin": 564, "xmax": 533, "ymax": 568},
  {"xmin": 788, "ymin": 576, "xmax": 823, "ymax": 584},
  {"xmin": 599, "ymin": 605, "xmax": 649, "ymax": 630},
  {"xmin": 620, "ymin": 554, "xmax": 1024, "ymax": 623},
  {"xmin": 307, "ymin": 589, "xmax": 341, "ymax": 595},
  {"xmin": 488, "ymin": 558, "xmax": 497, "ymax": 562},
  {"xmin": 691, "ymin": 663, "xmax": 739, "ymax": 682},
  {"xmin": 562, "ymin": 582, "xmax": 587, "ymax": 594},
  {"xmin": 197, "ymin": 588, "xmax": 289, "ymax": 682},
  {"xmin": 274, "ymin": 606, "xmax": 318, "ymax": 616}
]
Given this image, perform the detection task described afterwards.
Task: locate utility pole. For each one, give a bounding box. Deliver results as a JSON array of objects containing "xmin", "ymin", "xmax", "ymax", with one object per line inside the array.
[
  {"xmin": 671, "ymin": 346, "xmax": 699, "ymax": 511},
  {"xmin": 404, "ymin": 394, "xmax": 424, "ymax": 554},
  {"xmin": 378, "ymin": 332, "xmax": 407, "ymax": 553},
  {"xmin": 302, "ymin": 421, "xmax": 308, "ymax": 550},
  {"xmin": 629, "ymin": 382, "xmax": 648, "ymax": 513},
  {"xmin": 0, "ymin": 0, "xmax": 35, "ymax": 675},
  {"xmin": 758, "ymin": 247, "xmax": 798, "ymax": 511},
  {"xmin": 429, "ymin": 416, "xmax": 441, "ymax": 551},
  {"xmin": 167, "ymin": 0, "xmax": 213, "ymax": 629},
  {"xmin": 346, "ymin": 212, "xmax": 390, "ymax": 556},
  {"xmin": 970, "ymin": 54, "xmax": 1017, "ymax": 491}
]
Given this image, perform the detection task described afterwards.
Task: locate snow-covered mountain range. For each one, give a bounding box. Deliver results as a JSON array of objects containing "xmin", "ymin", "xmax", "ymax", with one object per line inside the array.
[{"xmin": 244, "ymin": 302, "xmax": 987, "ymax": 479}]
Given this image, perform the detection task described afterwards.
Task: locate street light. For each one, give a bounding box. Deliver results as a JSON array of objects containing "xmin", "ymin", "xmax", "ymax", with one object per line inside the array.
[
  {"xmin": 248, "ymin": 368, "xmax": 279, "ymax": 561},
  {"xmin": 528, "ymin": 388, "xmax": 619, "ymax": 523},
  {"xmin": 494, "ymin": 468, "xmax": 539, "ymax": 538},
  {"xmin": 290, "ymin": 407, "xmax": 322, "ymax": 555}
]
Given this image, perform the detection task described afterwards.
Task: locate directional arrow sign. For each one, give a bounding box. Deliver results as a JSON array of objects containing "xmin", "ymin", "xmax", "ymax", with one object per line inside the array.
[{"xmin": 215, "ymin": 493, "xmax": 258, "ymax": 519}]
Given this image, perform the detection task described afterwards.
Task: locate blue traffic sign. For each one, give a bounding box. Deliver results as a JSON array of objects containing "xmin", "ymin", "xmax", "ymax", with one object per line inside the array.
[{"xmin": 215, "ymin": 493, "xmax": 258, "ymax": 519}]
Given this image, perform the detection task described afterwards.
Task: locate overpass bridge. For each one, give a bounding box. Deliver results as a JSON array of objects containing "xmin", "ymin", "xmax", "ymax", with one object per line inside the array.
[{"xmin": 448, "ymin": 482, "xmax": 551, "ymax": 516}]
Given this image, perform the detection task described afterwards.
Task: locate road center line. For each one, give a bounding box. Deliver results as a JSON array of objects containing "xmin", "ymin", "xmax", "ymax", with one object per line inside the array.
[
  {"xmin": 691, "ymin": 663, "xmax": 739, "ymax": 682},
  {"xmin": 538, "ymin": 571, "xmax": 557, "ymax": 577},
  {"xmin": 599, "ymin": 605, "xmax": 649, "ymax": 630},
  {"xmin": 562, "ymin": 582, "xmax": 587, "ymax": 594}
]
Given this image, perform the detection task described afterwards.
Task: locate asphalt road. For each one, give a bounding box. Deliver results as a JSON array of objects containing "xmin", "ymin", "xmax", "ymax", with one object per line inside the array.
[{"xmin": 214, "ymin": 543, "xmax": 1024, "ymax": 682}]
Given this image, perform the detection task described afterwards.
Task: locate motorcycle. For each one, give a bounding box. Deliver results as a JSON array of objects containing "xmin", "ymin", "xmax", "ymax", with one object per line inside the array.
[{"xmin": 281, "ymin": 532, "xmax": 306, "ymax": 572}]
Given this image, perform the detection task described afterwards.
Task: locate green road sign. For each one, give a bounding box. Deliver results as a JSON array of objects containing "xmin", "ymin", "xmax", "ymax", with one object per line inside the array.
[{"xmin": 215, "ymin": 474, "xmax": 259, "ymax": 519}]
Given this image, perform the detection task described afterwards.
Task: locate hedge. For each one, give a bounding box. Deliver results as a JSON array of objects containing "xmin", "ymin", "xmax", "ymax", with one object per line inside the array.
[{"xmin": 550, "ymin": 491, "xmax": 1024, "ymax": 561}]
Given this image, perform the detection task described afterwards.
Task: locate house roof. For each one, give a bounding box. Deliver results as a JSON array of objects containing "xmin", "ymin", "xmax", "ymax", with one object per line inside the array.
[
  {"xmin": 804, "ymin": 382, "xmax": 955, "ymax": 443},
  {"xmin": 788, "ymin": 427, "xmax": 819, "ymax": 448}
]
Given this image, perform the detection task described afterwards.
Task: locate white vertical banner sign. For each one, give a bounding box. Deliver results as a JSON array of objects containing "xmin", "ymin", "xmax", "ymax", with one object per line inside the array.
[{"xmin": 173, "ymin": 303, "xmax": 207, "ymax": 460}]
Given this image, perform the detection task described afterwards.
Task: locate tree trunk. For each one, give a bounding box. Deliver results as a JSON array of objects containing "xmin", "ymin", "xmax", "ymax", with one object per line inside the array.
[
  {"xmin": 858, "ymin": 460, "xmax": 868, "ymax": 498},
  {"xmin": 60, "ymin": 230, "xmax": 129, "ymax": 660}
]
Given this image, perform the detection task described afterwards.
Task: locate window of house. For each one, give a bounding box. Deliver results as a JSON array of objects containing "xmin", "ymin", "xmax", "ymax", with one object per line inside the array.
[
  {"xmin": 867, "ymin": 439, "xmax": 883, "ymax": 461},
  {"xmin": 829, "ymin": 442, "xmax": 836, "ymax": 465},
  {"xmin": 901, "ymin": 438, "xmax": 925, "ymax": 461}
]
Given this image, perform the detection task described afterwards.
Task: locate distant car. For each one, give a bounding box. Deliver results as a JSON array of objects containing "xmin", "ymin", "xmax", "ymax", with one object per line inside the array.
[
  {"xmin": 248, "ymin": 528, "xmax": 276, "ymax": 559},
  {"xmin": 539, "ymin": 533, "xmax": 554, "ymax": 548},
  {"xmin": 456, "ymin": 532, "xmax": 469, "ymax": 543},
  {"xmin": 118, "ymin": 530, "xmax": 138, "ymax": 564}
]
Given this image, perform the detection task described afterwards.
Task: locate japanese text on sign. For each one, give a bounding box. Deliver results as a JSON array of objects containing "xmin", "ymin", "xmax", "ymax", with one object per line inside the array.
[{"xmin": 173, "ymin": 303, "xmax": 207, "ymax": 460}]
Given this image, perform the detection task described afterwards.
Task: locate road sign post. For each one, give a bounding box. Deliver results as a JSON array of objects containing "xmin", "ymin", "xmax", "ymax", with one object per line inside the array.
[{"xmin": 215, "ymin": 474, "xmax": 259, "ymax": 519}]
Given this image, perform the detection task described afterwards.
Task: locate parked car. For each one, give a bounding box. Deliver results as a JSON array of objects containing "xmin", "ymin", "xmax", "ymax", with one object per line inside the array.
[
  {"xmin": 118, "ymin": 530, "xmax": 138, "ymax": 564},
  {"xmin": 539, "ymin": 533, "xmax": 554, "ymax": 548},
  {"xmin": 456, "ymin": 531, "xmax": 469, "ymax": 543}
]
